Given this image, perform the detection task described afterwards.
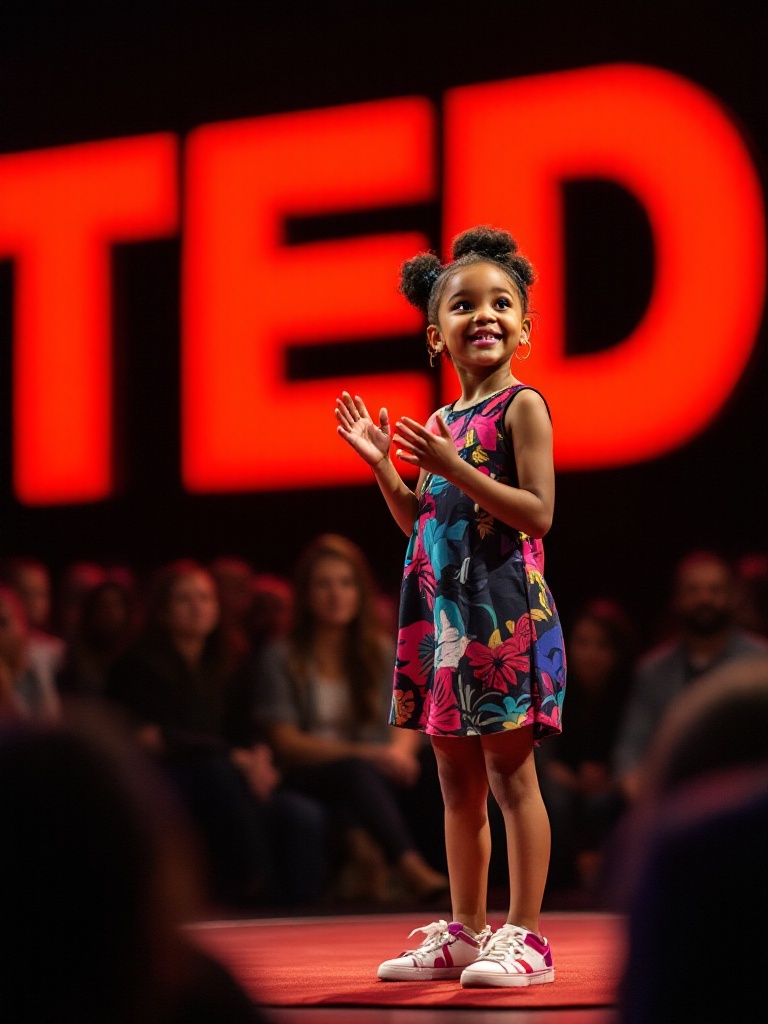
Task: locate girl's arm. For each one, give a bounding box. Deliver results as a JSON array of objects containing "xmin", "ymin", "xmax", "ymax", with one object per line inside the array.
[
  {"xmin": 394, "ymin": 388, "xmax": 554, "ymax": 538},
  {"xmin": 335, "ymin": 391, "xmax": 423, "ymax": 536}
]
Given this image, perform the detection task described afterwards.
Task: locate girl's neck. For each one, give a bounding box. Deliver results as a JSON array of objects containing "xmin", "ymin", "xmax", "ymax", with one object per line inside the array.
[{"xmin": 454, "ymin": 367, "xmax": 519, "ymax": 410}]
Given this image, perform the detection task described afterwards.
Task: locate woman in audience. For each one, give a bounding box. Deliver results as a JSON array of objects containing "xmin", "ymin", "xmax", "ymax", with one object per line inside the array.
[
  {"xmin": 0, "ymin": 585, "xmax": 60, "ymax": 720},
  {"xmin": 255, "ymin": 533, "xmax": 448, "ymax": 902},
  {"xmin": 2, "ymin": 557, "xmax": 66, "ymax": 689},
  {"xmin": 107, "ymin": 560, "xmax": 325, "ymax": 908},
  {"xmin": 57, "ymin": 580, "xmax": 138, "ymax": 697}
]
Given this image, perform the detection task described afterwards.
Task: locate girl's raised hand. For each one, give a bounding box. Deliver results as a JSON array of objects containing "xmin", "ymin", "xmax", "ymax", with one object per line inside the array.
[
  {"xmin": 393, "ymin": 415, "xmax": 462, "ymax": 477},
  {"xmin": 335, "ymin": 391, "xmax": 391, "ymax": 466}
]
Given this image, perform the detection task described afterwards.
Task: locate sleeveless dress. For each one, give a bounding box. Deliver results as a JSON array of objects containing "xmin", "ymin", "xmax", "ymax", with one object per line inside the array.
[{"xmin": 390, "ymin": 385, "xmax": 566, "ymax": 740}]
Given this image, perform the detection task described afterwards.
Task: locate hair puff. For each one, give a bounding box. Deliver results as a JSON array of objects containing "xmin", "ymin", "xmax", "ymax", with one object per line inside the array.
[
  {"xmin": 452, "ymin": 226, "xmax": 536, "ymax": 289},
  {"xmin": 451, "ymin": 225, "xmax": 518, "ymax": 262},
  {"xmin": 399, "ymin": 252, "xmax": 444, "ymax": 315}
]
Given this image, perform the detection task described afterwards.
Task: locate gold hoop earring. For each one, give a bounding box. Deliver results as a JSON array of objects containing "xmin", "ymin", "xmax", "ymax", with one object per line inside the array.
[
  {"xmin": 428, "ymin": 343, "xmax": 443, "ymax": 368},
  {"xmin": 515, "ymin": 338, "xmax": 532, "ymax": 361}
]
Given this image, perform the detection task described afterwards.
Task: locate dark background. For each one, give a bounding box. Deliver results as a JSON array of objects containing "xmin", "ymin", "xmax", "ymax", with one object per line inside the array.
[{"xmin": 1, "ymin": 0, "xmax": 766, "ymax": 643}]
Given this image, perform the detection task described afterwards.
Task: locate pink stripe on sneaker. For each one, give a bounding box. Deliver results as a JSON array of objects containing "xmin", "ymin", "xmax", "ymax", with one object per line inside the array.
[
  {"xmin": 525, "ymin": 933, "xmax": 549, "ymax": 955},
  {"xmin": 517, "ymin": 959, "xmax": 533, "ymax": 973},
  {"xmin": 443, "ymin": 945, "xmax": 454, "ymax": 968}
]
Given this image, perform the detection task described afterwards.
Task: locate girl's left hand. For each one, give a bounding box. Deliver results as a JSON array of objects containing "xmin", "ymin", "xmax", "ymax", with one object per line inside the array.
[{"xmin": 393, "ymin": 415, "xmax": 462, "ymax": 478}]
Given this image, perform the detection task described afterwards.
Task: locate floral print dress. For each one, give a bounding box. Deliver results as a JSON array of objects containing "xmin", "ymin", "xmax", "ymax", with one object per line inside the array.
[{"xmin": 390, "ymin": 385, "xmax": 566, "ymax": 740}]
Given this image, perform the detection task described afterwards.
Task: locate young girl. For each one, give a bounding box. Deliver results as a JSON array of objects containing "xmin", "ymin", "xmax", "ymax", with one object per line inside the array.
[{"xmin": 335, "ymin": 227, "xmax": 566, "ymax": 988}]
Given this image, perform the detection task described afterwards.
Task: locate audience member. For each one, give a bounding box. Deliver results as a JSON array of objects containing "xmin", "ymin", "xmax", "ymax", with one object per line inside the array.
[
  {"xmin": 55, "ymin": 560, "xmax": 108, "ymax": 643},
  {"xmin": 106, "ymin": 560, "xmax": 324, "ymax": 908},
  {"xmin": 2, "ymin": 557, "xmax": 66, "ymax": 696},
  {"xmin": 0, "ymin": 585, "xmax": 60, "ymax": 719},
  {"xmin": 107, "ymin": 560, "xmax": 240, "ymax": 749},
  {"xmin": 2, "ymin": 558, "xmax": 53, "ymax": 632},
  {"xmin": 621, "ymin": 767, "xmax": 768, "ymax": 1024},
  {"xmin": 209, "ymin": 557, "xmax": 255, "ymax": 657},
  {"xmin": 255, "ymin": 533, "xmax": 448, "ymax": 902},
  {"xmin": 537, "ymin": 599, "xmax": 634, "ymax": 893},
  {"xmin": 635, "ymin": 654, "xmax": 768, "ymax": 802},
  {"xmin": 616, "ymin": 656, "xmax": 768, "ymax": 1023},
  {"xmin": 0, "ymin": 711, "xmax": 262, "ymax": 1024},
  {"xmin": 57, "ymin": 580, "xmax": 138, "ymax": 697},
  {"xmin": 734, "ymin": 552, "xmax": 768, "ymax": 638},
  {"xmin": 248, "ymin": 573, "xmax": 294, "ymax": 652},
  {"xmin": 613, "ymin": 551, "xmax": 768, "ymax": 802}
]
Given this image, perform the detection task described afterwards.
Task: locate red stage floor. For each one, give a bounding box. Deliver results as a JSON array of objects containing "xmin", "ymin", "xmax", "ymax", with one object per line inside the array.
[{"xmin": 192, "ymin": 912, "xmax": 625, "ymax": 1023}]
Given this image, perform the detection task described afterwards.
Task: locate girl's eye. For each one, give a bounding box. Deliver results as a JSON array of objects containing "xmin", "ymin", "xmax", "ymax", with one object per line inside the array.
[
  {"xmin": 496, "ymin": 297, "xmax": 511, "ymax": 308},
  {"xmin": 451, "ymin": 300, "xmax": 472, "ymax": 311}
]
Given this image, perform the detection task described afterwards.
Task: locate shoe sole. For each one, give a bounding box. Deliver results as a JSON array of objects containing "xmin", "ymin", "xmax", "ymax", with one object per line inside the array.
[
  {"xmin": 461, "ymin": 968, "xmax": 555, "ymax": 988},
  {"xmin": 378, "ymin": 965, "xmax": 464, "ymax": 981}
]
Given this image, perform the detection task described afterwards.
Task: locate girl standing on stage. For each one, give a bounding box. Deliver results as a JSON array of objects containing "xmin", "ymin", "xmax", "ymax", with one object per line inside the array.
[{"xmin": 335, "ymin": 227, "xmax": 566, "ymax": 988}]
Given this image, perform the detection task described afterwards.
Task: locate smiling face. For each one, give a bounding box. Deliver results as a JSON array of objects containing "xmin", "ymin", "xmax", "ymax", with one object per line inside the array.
[{"xmin": 427, "ymin": 262, "xmax": 531, "ymax": 374}]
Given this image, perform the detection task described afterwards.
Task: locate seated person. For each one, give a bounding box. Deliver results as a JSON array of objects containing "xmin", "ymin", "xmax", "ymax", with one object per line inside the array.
[
  {"xmin": 613, "ymin": 551, "xmax": 768, "ymax": 803},
  {"xmin": 57, "ymin": 580, "xmax": 137, "ymax": 697},
  {"xmin": 0, "ymin": 585, "xmax": 60, "ymax": 720},
  {"xmin": 617, "ymin": 656, "xmax": 768, "ymax": 1023},
  {"xmin": 254, "ymin": 534, "xmax": 448, "ymax": 902},
  {"xmin": 2, "ymin": 557, "xmax": 66, "ymax": 695},
  {"xmin": 107, "ymin": 560, "xmax": 324, "ymax": 908}
]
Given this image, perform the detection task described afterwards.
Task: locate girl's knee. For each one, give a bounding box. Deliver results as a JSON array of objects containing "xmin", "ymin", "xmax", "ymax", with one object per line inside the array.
[
  {"xmin": 440, "ymin": 777, "xmax": 488, "ymax": 814},
  {"xmin": 432, "ymin": 739, "xmax": 488, "ymax": 811},
  {"xmin": 486, "ymin": 758, "xmax": 541, "ymax": 813}
]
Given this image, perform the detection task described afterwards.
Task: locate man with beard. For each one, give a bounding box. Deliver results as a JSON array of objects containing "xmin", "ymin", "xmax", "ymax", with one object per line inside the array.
[{"xmin": 613, "ymin": 551, "xmax": 768, "ymax": 803}]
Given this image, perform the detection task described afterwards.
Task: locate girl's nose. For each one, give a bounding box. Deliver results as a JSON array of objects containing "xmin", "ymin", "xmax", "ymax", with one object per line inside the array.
[{"xmin": 473, "ymin": 304, "xmax": 496, "ymax": 322}]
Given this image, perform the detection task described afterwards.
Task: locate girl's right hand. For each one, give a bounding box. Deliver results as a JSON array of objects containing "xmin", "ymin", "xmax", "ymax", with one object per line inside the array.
[{"xmin": 335, "ymin": 391, "xmax": 391, "ymax": 467}]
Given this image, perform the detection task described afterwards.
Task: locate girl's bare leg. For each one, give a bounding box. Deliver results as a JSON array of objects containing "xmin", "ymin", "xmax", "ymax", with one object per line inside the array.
[
  {"xmin": 431, "ymin": 735, "xmax": 490, "ymax": 935},
  {"xmin": 482, "ymin": 727, "xmax": 550, "ymax": 934}
]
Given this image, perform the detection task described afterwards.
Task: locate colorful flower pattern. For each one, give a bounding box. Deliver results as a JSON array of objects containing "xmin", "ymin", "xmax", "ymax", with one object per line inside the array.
[{"xmin": 390, "ymin": 386, "xmax": 566, "ymax": 740}]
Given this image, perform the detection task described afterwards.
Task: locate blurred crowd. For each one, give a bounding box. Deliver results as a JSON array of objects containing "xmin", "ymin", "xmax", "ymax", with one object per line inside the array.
[
  {"xmin": 1, "ymin": 541, "xmax": 767, "ymax": 1021},
  {"xmin": 1, "ymin": 545, "xmax": 767, "ymax": 912}
]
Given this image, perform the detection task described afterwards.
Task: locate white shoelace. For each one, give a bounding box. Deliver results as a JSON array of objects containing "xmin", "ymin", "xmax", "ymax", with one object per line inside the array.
[
  {"xmin": 405, "ymin": 920, "xmax": 452, "ymax": 956},
  {"xmin": 480, "ymin": 925, "xmax": 526, "ymax": 961}
]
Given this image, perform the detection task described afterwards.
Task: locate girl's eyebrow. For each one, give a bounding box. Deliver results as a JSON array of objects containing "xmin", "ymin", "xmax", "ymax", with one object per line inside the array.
[{"xmin": 447, "ymin": 286, "xmax": 514, "ymax": 302}]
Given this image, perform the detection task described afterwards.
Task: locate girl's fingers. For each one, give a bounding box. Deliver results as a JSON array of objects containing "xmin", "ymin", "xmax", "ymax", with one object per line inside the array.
[
  {"xmin": 394, "ymin": 421, "xmax": 425, "ymax": 446},
  {"xmin": 353, "ymin": 395, "xmax": 372, "ymax": 421},
  {"xmin": 395, "ymin": 448, "xmax": 419, "ymax": 464},
  {"xmin": 334, "ymin": 401, "xmax": 355, "ymax": 429},
  {"xmin": 392, "ymin": 435, "xmax": 417, "ymax": 453},
  {"xmin": 399, "ymin": 416, "xmax": 431, "ymax": 439},
  {"xmin": 340, "ymin": 391, "xmax": 360, "ymax": 419}
]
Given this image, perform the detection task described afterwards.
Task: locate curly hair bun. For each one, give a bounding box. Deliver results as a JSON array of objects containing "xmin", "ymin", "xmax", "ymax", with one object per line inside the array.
[
  {"xmin": 452, "ymin": 225, "xmax": 535, "ymax": 289},
  {"xmin": 451, "ymin": 226, "xmax": 518, "ymax": 263},
  {"xmin": 399, "ymin": 252, "xmax": 444, "ymax": 314}
]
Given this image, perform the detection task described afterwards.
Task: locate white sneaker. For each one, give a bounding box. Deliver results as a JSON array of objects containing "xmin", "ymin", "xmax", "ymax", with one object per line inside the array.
[
  {"xmin": 377, "ymin": 920, "xmax": 491, "ymax": 981},
  {"xmin": 460, "ymin": 923, "xmax": 555, "ymax": 987}
]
